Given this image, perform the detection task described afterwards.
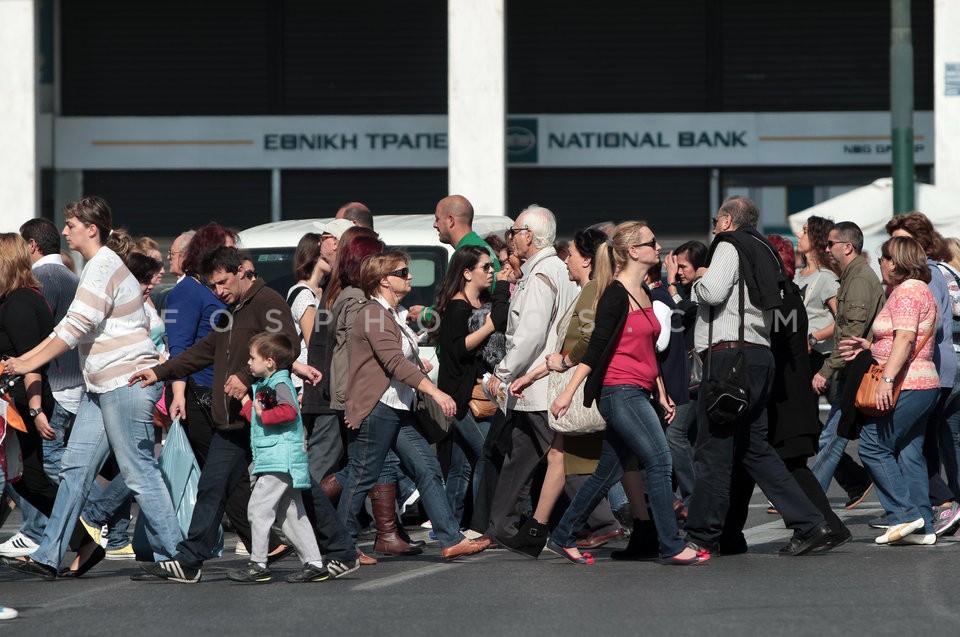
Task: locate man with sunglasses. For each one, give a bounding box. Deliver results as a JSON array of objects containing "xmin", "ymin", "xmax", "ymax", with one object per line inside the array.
[
  {"xmin": 809, "ymin": 222, "xmax": 886, "ymax": 497},
  {"xmin": 408, "ymin": 195, "xmax": 501, "ymax": 323},
  {"xmin": 483, "ymin": 205, "xmax": 578, "ymax": 549}
]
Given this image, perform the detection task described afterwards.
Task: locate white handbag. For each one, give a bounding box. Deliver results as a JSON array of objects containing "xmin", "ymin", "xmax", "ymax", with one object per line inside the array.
[{"xmin": 546, "ymin": 301, "xmax": 606, "ymax": 435}]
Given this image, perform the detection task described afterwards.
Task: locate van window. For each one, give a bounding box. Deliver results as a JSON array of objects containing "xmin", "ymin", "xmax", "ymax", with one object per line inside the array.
[{"xmin": 247, "ymin": 245, "xmax": 448, "ymax": 309}]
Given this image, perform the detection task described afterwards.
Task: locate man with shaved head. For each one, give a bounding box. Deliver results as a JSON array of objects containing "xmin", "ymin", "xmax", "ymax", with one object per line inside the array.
[
  {"xmin": 335, "ymin": 202, "xmax": 374, "ymax": 229},
  {"xmin": 408, "ymin": 195, "xmax": 501, "ymax": 322}
]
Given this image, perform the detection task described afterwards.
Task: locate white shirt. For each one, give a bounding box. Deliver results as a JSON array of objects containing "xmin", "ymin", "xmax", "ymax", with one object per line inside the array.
[{"xmin": 373, "ymin": 295, "xmax": 419, "ymax": 411}]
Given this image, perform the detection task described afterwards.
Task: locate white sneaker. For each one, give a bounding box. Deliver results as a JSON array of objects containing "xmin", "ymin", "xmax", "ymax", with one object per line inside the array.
[
  {"xmin": 235, "ymin": 540, "xmax": 249, "ymax": 556},
  {"xmin": 875, "ymin": 518, "xmax": 925, "ymax": 544},
  {"xmin": 401, "ymin": 489, "xmax": 420, "ymax": 515},
  {"xmin": 0, "ymin": 533, "xmax": 39, "ymax": 557},
  {"xmin": 891, "ymin": 533, "xmax": 936, "ymax": 545},
  {"xmin": 0, "ymin": 606, "xmax": 18, "ymax": 620}
]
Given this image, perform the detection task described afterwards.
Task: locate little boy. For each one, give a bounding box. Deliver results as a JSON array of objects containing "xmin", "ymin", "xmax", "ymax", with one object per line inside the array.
[{"xmin": 227, "ymin": 332, "xmax": 326, "ymax": 583}]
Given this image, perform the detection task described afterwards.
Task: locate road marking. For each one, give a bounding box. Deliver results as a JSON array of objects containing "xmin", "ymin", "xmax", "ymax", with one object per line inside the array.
[{"xmin": 351, "ymin": 563, "xmax": 459, "ymax": 591}]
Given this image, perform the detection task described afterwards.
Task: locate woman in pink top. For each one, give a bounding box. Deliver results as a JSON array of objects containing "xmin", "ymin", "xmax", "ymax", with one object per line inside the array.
[{"xmin": 840, "ymin": 236, "xmax": 940, "ymax": 545}]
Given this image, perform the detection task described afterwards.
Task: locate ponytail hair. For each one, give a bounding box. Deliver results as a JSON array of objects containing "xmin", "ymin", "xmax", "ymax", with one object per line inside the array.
[
  {"xmin": 106, "ymin": 228, "xmax": 135, "ymax": 263},
  {"xmin": 591, "ymin": 221, "xmax": 649, "ymax": 308}
]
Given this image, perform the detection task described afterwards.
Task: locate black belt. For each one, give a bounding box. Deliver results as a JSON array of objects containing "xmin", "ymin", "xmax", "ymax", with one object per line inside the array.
[{"xmin": 704, "ymin": 341, "xmax": 768, "ymax": 356}]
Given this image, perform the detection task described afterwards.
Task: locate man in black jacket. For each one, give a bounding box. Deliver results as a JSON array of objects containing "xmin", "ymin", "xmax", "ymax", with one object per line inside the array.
[{"xmin": 683, "ymin": 196, "xmax": 837, "ymax": 558}]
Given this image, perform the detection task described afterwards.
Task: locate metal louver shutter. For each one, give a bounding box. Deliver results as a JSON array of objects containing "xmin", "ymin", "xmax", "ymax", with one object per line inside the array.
[
  {"xmin": 61, "ymin": 1, "xmax": 272, "ymax": 116},
  {"xmin": 82, "ymin": 170, "xmax": 271, "ymax": 236},
  {"xmin": 507, "ymin": 168, "xmax": 709, "ymax": 237},
  {"xmin": 281, "ymin": 169, "xmax": 447, "ymax": 218},
  {"xmin": 508, "ymin": 0, "xmax": 710, "ymax": 113},
  {"xmin": 720, "ymin": 0, "xmax": 934, "ymax": 111}
]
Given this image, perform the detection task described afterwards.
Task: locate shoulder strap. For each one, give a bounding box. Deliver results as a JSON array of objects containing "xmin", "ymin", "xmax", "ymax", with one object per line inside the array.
[
  {"xmin": 939, "ymin": 262, "xmax": 960, "ymax": 288},
  {"xmin": 286, "ymin": 285, "xmax": 311, "ymax": 308},
  {"xmin": 907, "ymin": 310, "xmax": 937, "ymax": 365}
]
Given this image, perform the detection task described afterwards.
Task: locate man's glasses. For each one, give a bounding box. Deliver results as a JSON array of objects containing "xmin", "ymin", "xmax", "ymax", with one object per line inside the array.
[
  {"xmin": 387, "ymin": 267, "xmax": 410, "ymax": 279},
  {"xmin": 506, "ymin": 226, "xmax": 531, "ymax": 240},
  {"xmin": 826, "ymin": 240, "xmax": 851, "ymax": 248},
  {"xmin": 167, "ymin": 250, "xmax": 181, "ymax": 259}
]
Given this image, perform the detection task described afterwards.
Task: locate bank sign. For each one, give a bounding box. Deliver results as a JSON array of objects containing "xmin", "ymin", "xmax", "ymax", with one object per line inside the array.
[{"xmin": 52, "ymin": 112, "xmax": 933, "ymax": 170}]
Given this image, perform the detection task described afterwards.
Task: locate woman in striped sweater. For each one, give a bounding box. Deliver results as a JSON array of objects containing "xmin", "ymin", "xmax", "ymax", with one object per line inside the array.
[{"xmin": 2, "ymin": 196, "xmax": 183, "ymax": 580}]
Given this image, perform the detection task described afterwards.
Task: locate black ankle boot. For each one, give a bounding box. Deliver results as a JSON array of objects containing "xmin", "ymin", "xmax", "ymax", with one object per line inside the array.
[
  {"xmin": 611, "ymin": 519, "xmax": 659, "ymax": 560},
  {"xmin": 499, "ymin": 517, "xmax": 549, "ymax": 559}
]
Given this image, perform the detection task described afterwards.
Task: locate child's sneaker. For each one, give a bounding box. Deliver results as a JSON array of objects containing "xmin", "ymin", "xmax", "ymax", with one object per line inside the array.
[
  {"xmin": 227, "ymin": 562, "xmax": 272, "ymax": 583},
  {"xmin": 105, "ymin": 544, "xmax": 135, "ymax": 560},
  {"xmin": 285, "ymin": 563, "xmax": 330, "ymax": 583}
]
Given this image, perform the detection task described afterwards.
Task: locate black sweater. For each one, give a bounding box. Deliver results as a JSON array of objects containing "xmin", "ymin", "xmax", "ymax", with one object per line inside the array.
[
  {"xmin": 0, "ymin": 287, "xmax": 54, "ymax": 408},
  {"xmin": 437, "ymin": 281, "xmax": 510, "ymax": 419},
  {"xmin": 581, "ymin": 281, "xmax": 642, "ymax": 408},
  {"xmin": 707, "ymin": 228, "xmax": 786, "ymax": 311}
]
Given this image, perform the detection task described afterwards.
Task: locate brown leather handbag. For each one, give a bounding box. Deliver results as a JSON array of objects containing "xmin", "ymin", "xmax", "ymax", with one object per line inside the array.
[
  {"xmin": 468, "ymin": 382, "xmax": 497, "ymax": 420},
  {"xmin": 854, "ymin": 325, "xmax": 934, "ymax": 417}
]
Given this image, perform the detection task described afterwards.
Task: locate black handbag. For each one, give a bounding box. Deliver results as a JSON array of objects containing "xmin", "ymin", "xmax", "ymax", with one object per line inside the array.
[{"xmin": 702, "ymin": 272, "xmax": 750, "ymax": 425}]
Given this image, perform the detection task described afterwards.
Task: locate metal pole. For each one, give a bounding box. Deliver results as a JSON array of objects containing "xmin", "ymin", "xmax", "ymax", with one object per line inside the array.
[{"xmin": 891, "ymin": 0, "xmax": 915, "ymax": 214}]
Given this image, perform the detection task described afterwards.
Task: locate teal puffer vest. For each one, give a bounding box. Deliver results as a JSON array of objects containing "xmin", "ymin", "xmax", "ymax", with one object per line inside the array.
[{"xmin": 250, "ymin": 370, "xmax": 310, "ymax": 489}]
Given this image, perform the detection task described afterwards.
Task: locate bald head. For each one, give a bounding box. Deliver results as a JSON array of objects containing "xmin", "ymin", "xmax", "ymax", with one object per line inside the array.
[
  {"xmin": 433, "ymin": 194, "xmax": 475, "ymax": 246},
  {"xmin": 169, "ymin": 230, "xmax": 195, "ymax": 277},
  {"xmin": 335, "ymin": 202, "xmax": 374, "ymax": 229},
  {"xmin": 437, "ymin": 195, "xmax": 474, "ymax": 226}
]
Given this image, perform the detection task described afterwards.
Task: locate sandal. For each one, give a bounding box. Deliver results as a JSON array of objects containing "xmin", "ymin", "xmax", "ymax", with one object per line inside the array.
[{"xmin": 545, "ymin": 539, "xmax": 595, "ymax": 565}]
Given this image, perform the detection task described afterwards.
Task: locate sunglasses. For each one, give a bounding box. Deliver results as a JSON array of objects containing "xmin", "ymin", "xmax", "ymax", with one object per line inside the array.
[
  {"xmin": 506, "ymin": 226, "xmax": 531, "ymax": 239},
  {"xmin": 877, "ymin": 255, "xmax": 891, "ymax": 266},
  {"xmin": 633, "ymin": 239, "xmax": 657, "ymax": 249},
  {"xmin": 387, "ymin": 267, "xmax": 410, "ymax": 279},
  {"xmin": 826, "ymin": 240, "xmax": 851, "ymax": 248},
  {"xmin": 477, "ymin": 263, "xmax": 494, "ymax": 272}
]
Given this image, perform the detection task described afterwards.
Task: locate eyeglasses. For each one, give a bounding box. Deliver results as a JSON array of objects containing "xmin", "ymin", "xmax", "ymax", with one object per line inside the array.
[
  {"xmin": 506, "ymin": 226, "xmax": 531, "ymax": 239},
  {"xmin": 387, "ymin": 267, "xmax": 410, "ymax": 279},
  {"xmin": 826, "ymin": 240, "xmax": 851, "ymax": 248},
  {"xmin": 632, "ymin": 239, "xmax": 658, "ymax": 249},
  {"xmin": 476, "ymin": 263, "xmax": 494, "ymax": 272},
  {"xmin": 712, "ymin": 214, "xmax": 729, "ymax": 226},
  {"xmin": 877, "ymin": 255, "xmax": 891, "ymax": 266},
  {"xmin": 167, "ymin": 250, "xmax": 181, "ymax": 259}
]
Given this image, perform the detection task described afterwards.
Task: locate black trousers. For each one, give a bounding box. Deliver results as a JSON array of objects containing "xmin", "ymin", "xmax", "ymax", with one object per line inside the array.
[
  {"xmin": 486, "ymin": 410, "xmax": 552, "ymax": 539},
  {"xmin": 685, "ymin": 348, "xmax": 825, "ymax": 548},
  {"xmin": 173, "ymin": 382, "xmax": 257, "ymax": 550}
]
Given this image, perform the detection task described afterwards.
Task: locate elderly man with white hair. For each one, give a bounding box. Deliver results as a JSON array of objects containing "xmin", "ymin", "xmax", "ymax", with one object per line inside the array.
[{"xmin": 484, "ymin": 205, "xmax": 578, "ymax": 552}]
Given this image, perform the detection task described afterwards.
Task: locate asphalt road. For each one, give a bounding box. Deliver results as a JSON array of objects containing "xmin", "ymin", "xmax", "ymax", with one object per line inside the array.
[{"xmin": 1, "ymin": 486, "xmax": 959, "ymax": 637}]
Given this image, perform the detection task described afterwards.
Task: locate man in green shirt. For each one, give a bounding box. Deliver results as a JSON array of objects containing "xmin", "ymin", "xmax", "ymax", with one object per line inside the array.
[{"xmin": 408, "ymin": 195, "xmax": 501, "ymax": 323}]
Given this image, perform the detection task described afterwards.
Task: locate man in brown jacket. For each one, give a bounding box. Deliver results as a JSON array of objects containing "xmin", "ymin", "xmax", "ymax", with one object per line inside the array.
[{"xmin": 131, "ymin": 247, "xmax": 358, "ymax": 583}]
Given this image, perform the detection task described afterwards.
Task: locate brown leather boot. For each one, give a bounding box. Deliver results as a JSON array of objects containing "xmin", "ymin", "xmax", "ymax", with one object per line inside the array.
[
  {"xmin": 320, "ymin": 474, "xmax": 342, "ymax": 506},
  {"xmin": 370, "ymin": 483, "xmax": 423, "ymax": 556}
]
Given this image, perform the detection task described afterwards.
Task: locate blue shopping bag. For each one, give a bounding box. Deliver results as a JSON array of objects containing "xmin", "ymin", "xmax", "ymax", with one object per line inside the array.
[{"xmin": 133, "ymin": 419, "xmax": 223, "ymax": 559}]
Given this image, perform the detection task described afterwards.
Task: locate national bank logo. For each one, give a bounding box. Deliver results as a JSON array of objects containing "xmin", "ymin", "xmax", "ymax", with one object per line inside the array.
[{"xmin": 506, "ymin": 118, "xmax": 538, "ymax": 164}]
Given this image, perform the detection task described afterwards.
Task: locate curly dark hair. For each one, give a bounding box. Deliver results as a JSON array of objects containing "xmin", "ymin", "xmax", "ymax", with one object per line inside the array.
[
  {"xmin": 181, "ymin": 222, "xmax": 239, "ymax": 276},
  {"xmin": 803, "ymin": 215, "xmax": 837, "ymax": 274}
]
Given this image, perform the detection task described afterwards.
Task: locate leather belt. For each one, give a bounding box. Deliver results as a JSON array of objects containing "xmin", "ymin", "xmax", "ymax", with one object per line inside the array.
[{"xmin": 708, "ymin": 341, "xmax": 767, "ymax": 353}]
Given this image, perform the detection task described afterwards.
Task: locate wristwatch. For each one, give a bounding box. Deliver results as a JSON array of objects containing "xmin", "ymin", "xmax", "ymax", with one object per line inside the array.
[
  {"xmin": 881, "ymin": 376, "xmax": 895, "ymax": 384},
  {"xmin": 560, "ymin": 356, "xmax": 570, "ymax": 370},
  {"xmin": 808, "ymin": 335, "xmax": 818, "ymax": 348},
  {"xmin": 29, "ymin": 407, "xmax": 43, "ymax": 419}
]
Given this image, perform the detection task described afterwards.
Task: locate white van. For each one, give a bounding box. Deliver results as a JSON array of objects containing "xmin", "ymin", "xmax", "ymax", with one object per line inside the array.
[{"xmin": 238, "ymin": 214, "xmax": 513, "ymax": 378}]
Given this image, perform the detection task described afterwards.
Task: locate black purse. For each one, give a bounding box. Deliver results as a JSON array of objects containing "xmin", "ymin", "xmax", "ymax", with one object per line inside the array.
[
  {"xmin": 411, "ymin": 353, "xmax": 452, "ymax": 444},
  {"xmin": 702, "ymin": 272, "xmax": 750, "ymax": 425}
]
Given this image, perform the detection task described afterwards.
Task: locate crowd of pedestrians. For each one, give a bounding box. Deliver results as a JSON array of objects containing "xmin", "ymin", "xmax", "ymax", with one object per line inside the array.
[{"xmin": 1, "ymin": 192, "xmax": 959, "ymax": 603}]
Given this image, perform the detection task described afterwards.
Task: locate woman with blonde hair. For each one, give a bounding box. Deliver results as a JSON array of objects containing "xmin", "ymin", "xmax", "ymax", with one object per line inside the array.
[
  {"xmin": 840, "ymin": 236, "xmax": 940, "ymax": 544},
  {"xmin": 2, "ymin": 196, "xmax": 182, "ymax": 579},
  {"xmin": 546, "ymin": 222, "xmax": 705, "ymax": 565}
]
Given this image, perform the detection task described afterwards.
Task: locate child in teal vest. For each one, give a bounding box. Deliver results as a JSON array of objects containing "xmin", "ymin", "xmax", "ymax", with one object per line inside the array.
[{"xmin": 226, "ymin": 332, "xmax": 326, "ymax": 583}]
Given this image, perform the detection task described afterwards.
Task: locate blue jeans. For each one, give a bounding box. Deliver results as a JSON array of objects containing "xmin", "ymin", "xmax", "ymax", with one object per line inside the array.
[
  {"xmin": 810, "ymin": 379, "xmax": 847, "ymax": 492},
  {"xmin": 337, "ymin": 402, "xmax": 464, "ymax": 548},
  {"xmin": 82, "ymin": 477, "xmax": 134, "ymax": 550},
  {"xmin": 445, "ymin": 412, "xmax": 490, "ymax": 525},
  {"xmin": 666, "ymin": 399, "xmax": 697, "ymax": 503},
  {"xmin": 938, "ymin": 360, "xmax": 960, "ymax": 498},
  {"xmin": 859, "ymin": 388, "xmax": 939, "ymax": 533},
  {"xmin": 31, "ymin": 385, "xmax": 182, "ymax": 569},
  {"xmin": 7, "ymin": 487, "xmax": 46, "ymax": 542},
  {"xmin": 42, "ymin": 401, "xmax": 76, "ymax": 484},
  {"xmin": 550, "ymin": 385, "xmax": 685, "ymax": 557}
]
